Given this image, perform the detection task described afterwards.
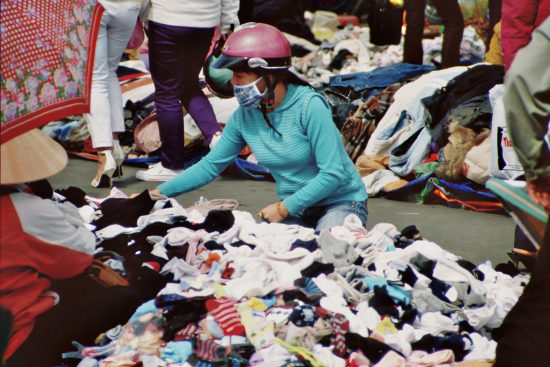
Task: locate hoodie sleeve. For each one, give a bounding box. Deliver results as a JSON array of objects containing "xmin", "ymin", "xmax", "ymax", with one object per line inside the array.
[
  {"xmin": 283, "ymin": 96, "xmax": 349, "ymax": 215},
  {"xmin": 504, "ymin": 18, "xmax": 550, "ymax": 182},
  {"xmin": 158, "ymin": 115, "xmax": 247, "ymax": 198}
]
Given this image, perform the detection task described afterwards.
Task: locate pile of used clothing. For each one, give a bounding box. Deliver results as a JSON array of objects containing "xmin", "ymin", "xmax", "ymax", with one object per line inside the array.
[
  {"xmin": 45, "ymin": 15, "xmax": 510, "ymax": 212},
  {"xmin": 319, "ymin": 62, "xmax": 512, "ymax": 214},
  {"xmin": 291, "ymin": 23, "xmax": 486, "ymax": 84},
  {"xmin": 56, "ymin": 188, "xmax": 527, "ymax": 367}
]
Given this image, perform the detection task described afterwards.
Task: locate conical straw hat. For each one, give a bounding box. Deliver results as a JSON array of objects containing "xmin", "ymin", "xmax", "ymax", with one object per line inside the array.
[{"xmin": 1, "ymin": 129, "xmax": 68, "ymax": 185}]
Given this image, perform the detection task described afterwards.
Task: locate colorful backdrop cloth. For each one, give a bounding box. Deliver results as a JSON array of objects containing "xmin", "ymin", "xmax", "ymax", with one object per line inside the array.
[{"xmin": 0, "ymin": 0, "xmax": 103, "ymax": 143}]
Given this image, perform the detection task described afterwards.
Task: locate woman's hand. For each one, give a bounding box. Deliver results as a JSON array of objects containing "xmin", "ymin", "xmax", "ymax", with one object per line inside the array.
[
  {"xmin": 148, "ymin": 188, "xmax": 167, "ymax": 201},
  {"xmin": 527, "ymin": 177, "xmax": 550, "ymax": 211},
  {"xmin": 257, "ymin": 201, "xmax": 288, "ymax": 223},
  {"xmin": 131, "ymin": 188, "xmax": 166, "ymax": 200}
]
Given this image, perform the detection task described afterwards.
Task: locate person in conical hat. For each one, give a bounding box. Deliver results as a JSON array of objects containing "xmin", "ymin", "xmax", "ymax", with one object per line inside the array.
[{"xmin": 0, "ymin": 130, "xmax": 138, "ymax": 366}]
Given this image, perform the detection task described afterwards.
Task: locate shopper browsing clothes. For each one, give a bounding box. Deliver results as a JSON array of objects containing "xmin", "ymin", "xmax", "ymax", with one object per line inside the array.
[
  {"xmin": 86, "ymin": 0, "xmax": 146, "ymax": 188},
  {"xmin": 146, "ymin": 23, "xmax": 368, "ymax": 231},
  {"xmin": 493, "ymin": 17, "xmax": 550, "ymax": 367},
  {"xmin": 0, "ymin": 130, "xmax": 139, "ymax": 366},
  {"xmin": 403, "ymin": 0, "xmax": 464, "ymax": 68},
  {"xmin": 135, "ymin": 0, "xmax": 239, "ymax": 182}
]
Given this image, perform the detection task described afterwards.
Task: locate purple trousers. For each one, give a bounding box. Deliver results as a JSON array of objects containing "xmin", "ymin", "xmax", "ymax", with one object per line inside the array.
[{"xmin": 148, "ymin": 21, "xmax": 219, "ymax": 169}]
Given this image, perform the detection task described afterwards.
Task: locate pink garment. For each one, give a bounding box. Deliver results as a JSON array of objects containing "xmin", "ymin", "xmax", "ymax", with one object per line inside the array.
[
  {"xmin": 374, "ymin": 351, "xmax": 406, "ymax": 367},
  {"xmin": 501, "ymin": 0, "xmax": 550, "ymax": 70},
  {"xmin": 405, "ymin": 349, "xmax": 455, "ymax": 366}
]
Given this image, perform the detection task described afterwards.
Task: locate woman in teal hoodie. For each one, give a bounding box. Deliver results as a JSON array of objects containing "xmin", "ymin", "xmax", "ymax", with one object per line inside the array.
[{"xmin": 149, "ymin": 23, "xmax": 368, "ymax": 230}]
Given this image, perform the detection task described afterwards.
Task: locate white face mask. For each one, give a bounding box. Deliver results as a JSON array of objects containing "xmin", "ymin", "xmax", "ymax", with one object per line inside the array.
[{"xmin": 233, "ymin": 77, "xmax": 266, "ymax": 109}]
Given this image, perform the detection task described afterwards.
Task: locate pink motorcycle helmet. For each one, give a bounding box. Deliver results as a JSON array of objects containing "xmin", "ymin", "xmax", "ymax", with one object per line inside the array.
[{"xmin": 213, "ymin": 22, "xmax": 292, "ymax": 71}]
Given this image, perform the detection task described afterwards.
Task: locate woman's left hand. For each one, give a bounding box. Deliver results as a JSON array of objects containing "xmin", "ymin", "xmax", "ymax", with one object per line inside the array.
[{"xmin": 257, "ymin": 201, "xmax": 288, "ymax": 223}]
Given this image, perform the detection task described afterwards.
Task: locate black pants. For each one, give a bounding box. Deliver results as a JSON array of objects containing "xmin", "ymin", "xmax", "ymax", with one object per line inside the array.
[
  {"xmin": 7, "ymin": 275, "xmax": 140, "ymax": 367},
  {"xmin": 404, "ymin": 0, "xmax": 464, "ymax": 68},
  {"xmin": 494, "ymin": 220, "xmax": 550, "ymax": 367},
  {"xmin": 486, "ymin": 0, "xmax": 502, "ymax": 45}
]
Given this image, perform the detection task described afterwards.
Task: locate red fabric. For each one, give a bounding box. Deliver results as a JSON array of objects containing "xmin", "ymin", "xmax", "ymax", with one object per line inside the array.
[
  {"xmin": 501, "ymin": 0, "xmax": 550, "ymax": 70},
  {"xmin": 0, "ymin": 196, "xmax": 92, "ymax": 359},
  {"xmin": 126, "ymin": 19, "xmax": 145, "ymax": 49},
  {"xmin": 338, "ymin": 15, "xmax": 360, "ymax": 27},
  {"xmin": 0, "ymin": 0, "xmax": 103, "ymax": 144},
  {"xmin": 422, "ymin": 152, "xmax": 439, "ymax": 164},
  {"xmin": 432, "ymin": 188, "xmax": 504, "ymax": 213},
  {"xmin": 205, "ymin": 297, "xmax": 245, "ymax": 336}
]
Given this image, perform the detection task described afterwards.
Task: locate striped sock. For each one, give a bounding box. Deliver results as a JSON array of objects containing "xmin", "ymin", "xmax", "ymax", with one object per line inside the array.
[
  {"xmin": 205, "ymin": 297, "xmax": 245, "ymax": 336},
  {"xmin": 331, "ymin": 313, "xmax": 350, "ymax": 357},
  {"xmin": 174, "ymin": 322, "xmax": 199, "ymax": 341}
]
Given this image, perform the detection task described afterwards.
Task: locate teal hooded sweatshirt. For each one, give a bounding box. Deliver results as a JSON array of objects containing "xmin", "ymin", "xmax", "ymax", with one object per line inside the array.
[{"xmin": 159, "ymin": 84, "xmax": 367, "ymax": 215}]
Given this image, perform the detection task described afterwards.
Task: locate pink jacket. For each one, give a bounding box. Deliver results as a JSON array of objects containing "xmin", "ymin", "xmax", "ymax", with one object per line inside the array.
[{"xmin": 501, "ymin": 0, "xmax": 550, "ymax": 70}]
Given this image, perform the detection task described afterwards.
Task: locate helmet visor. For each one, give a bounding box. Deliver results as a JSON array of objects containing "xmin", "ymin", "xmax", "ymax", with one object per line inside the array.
[
  {"xmin": 214, "ymin": 54, "xmax": 291, "ymax": 71},
  {"xmin": 212, "ymin": 54, "xmax": 247, "ymax": 70}
]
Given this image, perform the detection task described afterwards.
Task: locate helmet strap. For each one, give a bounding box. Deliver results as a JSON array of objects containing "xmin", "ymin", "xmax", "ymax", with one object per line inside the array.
[
  {"xmin": 261, "ymin": 74, "xmax": 278, "ymax": 109},
  {"xmin": 259, "ymin": 73, "xmax": 282, "ymax": 137}
]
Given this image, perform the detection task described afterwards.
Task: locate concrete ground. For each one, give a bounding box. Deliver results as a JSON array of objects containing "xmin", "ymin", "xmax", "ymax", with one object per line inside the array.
[{"xmin": 50, "ymin": 158, "xmax": 517, "ymax": 265}]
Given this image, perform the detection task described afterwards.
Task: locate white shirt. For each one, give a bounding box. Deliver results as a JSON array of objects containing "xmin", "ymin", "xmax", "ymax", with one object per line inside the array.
[{"xmin": 148, "ymin": 0, "xmax": 239, "ymax": 32}]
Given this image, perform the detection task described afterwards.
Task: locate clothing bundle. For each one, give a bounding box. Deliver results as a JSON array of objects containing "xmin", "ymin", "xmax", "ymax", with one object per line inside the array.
[{"xmin": 56, "ymin": 188, "xmax": 527, "ymax": 367}]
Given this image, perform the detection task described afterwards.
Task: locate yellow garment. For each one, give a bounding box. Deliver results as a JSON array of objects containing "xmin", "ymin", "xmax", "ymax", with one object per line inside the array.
[
  {"xmin": 274, "ymin": 339, "xmax": 324, "ymax": 367},
  {"xmin": 311, "ymin": 10, "xmax": 339, "ymax": 41},
  {"xmin": 213, "ymin": 283, "xmax": 228, "ymax": 298},
  {"xmin": 485, "ymin": 22, "xmax": 504, "ymax": 65},
  {"xmin": 238, "ymin": 305, "xmax": 275, "ymax": 349},
  {"xmin": 246, "ymin": 297, "xmax": 268, "ymax": 311},
  {"xmin": 374, "ymin": 317, "xmax": 398, "ymax": 336}
]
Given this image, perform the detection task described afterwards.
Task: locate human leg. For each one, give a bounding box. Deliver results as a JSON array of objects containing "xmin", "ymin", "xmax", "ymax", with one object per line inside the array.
[
  {"xmin": 493, "ymin": 220, "xmax": 550, "ymax": 367},
  {"xmin": 147, "ymin": 22, "xmax": 188, "ymax": 170},
  {"xmin": 432, "ymin": 0, "xmax": 464, "ymax": 68},
  {"xmin": 86, "ymin": 2, "xmax": 140, "ymax": 186},
  {"xmin": 403, "ymin": 0, "xmax": 426, "ymax": 65},
  {"xmin": 86, "ymin": 11, "xmax": 117, "ymax": 187},
  {"xmin": 86, "ymin": 11, "xmax": 113, "ymax": 150},
  {"xmin": 104, "ymin": 1, "xmax": 141, "ymax": 138},
  {"xmin": 177, "ymin": 27, "xmax": 219, "ymax": 145},
  {"xmin": 103, "ymin": 1, "xmax": 141, "ymax": 173},
  {"xmin": 315, "ymin": 200, "xmax": 368, "ymax": 231}
]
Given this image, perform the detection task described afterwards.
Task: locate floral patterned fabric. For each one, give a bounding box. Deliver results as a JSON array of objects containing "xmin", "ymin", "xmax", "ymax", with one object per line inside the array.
[{"xmin": 0, "ymin": 0, "xmax": 102, "ymax": 143}]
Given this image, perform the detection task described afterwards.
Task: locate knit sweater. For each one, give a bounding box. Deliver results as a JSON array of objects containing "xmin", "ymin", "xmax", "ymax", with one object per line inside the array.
[
  {"xmin": 159, "ymin": 84, "xmax": 367, "ymax": 215},
  {"xmin": 147, "ymin": 0, "xmax": 239, "ymax": 31}
]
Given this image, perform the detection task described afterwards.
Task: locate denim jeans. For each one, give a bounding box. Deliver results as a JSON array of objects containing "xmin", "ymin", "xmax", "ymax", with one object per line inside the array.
[
  {"xmin": 388, "ymin": 125, "xmax": 432, "ymax": 176},
  {"xmin": 283, "ymin": 200, "xmax": 368, "ymax": 232},
  {"xmin": 328, "ymin": 63, "xmax": 435, "ymax": 92},
  {"xmin": 86, "ymin": 0, "xmax": 141, "ymax": 148}
]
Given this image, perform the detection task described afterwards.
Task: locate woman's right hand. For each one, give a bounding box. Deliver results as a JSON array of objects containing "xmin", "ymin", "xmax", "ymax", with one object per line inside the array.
[
  {"xmin": 148, "ymin": 188, "xmax": 167, "ymax": 201},
  {"xmin": 131, "ymin": 188, "xmax": 166, "ymax": 200}
]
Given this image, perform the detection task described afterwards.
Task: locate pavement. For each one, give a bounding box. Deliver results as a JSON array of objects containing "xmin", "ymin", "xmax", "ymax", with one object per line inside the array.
[{"xmin": 49, "ymin": 157, "xmax": 517, "ymax": 266}]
